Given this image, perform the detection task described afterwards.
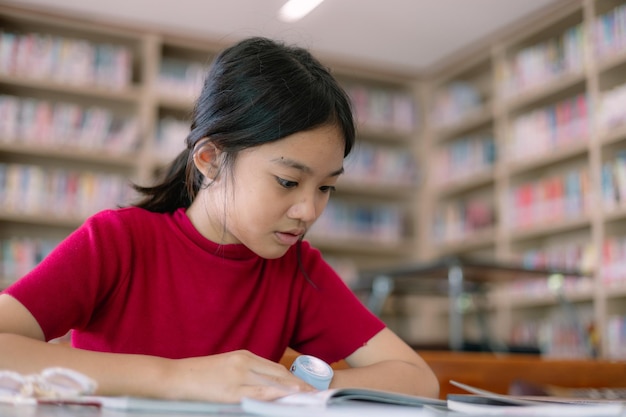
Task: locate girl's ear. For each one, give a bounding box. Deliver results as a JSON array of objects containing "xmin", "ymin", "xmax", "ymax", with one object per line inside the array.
[{"xmin": 193, "ymin": 140, "xmax": 222, "ymax": 179}]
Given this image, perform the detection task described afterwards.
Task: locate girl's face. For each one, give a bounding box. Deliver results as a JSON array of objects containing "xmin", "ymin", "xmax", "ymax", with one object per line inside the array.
[{"xmin": 191, "ymin": 124, "xmax": 345, "ymax": 259}]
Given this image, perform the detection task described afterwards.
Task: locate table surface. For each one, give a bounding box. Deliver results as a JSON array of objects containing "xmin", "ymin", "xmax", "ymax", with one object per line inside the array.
[
  {"xmin": 3, "ymin": 403, "xmax": 626, "ymax": 417},
  {"xmin": 0, "ymin": 403, "xmax": 249, "ymax": 417},
  {"xmin": 1, "ymin": 403, "xmax": 441, "ymax": 417}
]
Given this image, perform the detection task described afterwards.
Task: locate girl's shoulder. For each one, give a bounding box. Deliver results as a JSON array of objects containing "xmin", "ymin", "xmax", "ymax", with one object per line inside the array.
[
  {"xmin": 82, "ymin": 207, "xmax": 179, "ymax": 238},
  {"xmin": 88, "ymin": 206, "xmax": 173, "ymax": 224}
]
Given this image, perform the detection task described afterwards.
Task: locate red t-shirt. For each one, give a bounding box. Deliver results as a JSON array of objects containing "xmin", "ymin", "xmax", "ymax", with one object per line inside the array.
[{"xmin": 4, "ymin": 207, "xmax": 384, "ymax": 364}]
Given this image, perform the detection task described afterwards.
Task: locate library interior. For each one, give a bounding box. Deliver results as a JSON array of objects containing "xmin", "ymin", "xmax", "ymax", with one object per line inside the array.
[{"xmin": 1, "ymin": 0, "xmax": 626, "ymax": 401}]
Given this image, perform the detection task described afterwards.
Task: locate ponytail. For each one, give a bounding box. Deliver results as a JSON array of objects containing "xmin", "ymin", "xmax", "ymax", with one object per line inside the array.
[{"xmin": 132, "ymin": 148, "xmax": 199, "ymax": 212}]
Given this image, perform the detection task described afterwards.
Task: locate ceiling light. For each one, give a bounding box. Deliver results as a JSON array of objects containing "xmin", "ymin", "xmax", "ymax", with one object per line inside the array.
[{"xmin": 278, "ymin": 0, "xmax": 325, "ymax": 22}]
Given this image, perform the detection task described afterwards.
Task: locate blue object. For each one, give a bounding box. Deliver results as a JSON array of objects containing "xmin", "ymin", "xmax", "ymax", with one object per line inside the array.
[{"xmin": 290, "ymin": 355, "xmax": 333, "ymax": 390}]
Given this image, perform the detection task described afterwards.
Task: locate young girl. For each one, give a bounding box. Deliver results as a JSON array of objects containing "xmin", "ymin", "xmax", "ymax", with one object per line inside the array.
[{"xmin": 0, "ymin": 37, "xmax": 439, "ymax": 403}]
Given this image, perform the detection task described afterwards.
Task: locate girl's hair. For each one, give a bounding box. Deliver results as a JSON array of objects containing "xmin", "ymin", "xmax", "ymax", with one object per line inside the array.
[{"xmin": 133, "ymin": 36, "xmax": 356, "ymax": 212}]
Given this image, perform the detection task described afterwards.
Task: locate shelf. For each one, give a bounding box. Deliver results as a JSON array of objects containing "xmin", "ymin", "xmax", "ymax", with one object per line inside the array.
[
  {"xmin": 0, "ymin": 141, "xmax": 138, "ymax": 167},
  {"xmin": 0, "ymin": 279, "xmax": 13, "ymax": 291},
  {"xmin": 0, "ymin": 212, "xmax": 83, "ymax": 229},
  {"xmin": 604, "ymin": 205, "xmax": 626, "ymax": 223},
  {"xmin": 503, "ymin": 71, "xmax": 586, "ymax": 112},
  {"xmin": 597, "ymin": 48, "xmax": 626, "ymax": 74},
  {"xmin": 507, "ymin": 139, "xmax": 589, "ymax": 175},
  {"xmin": 435, "ymin": 170, "xmax": 494, "ymax": 196},
  {"xmin": 496, "ymin": 288, "xmax": 594, "ymax": 309},
  {"xmin": 509, "ymin": 216, "xmax": 591, "ymax": 242},
  {"xmin": 356, "ymin": 126, "xmax": 415, "ymax": 143},
  {"xmin": 156, "ymin": 95, "xmax": 196, "ymax": 112},
  {"xmin": 605, "ymin": 282, "xmax": 626, "ymax": 299},
  {"xmin": 599, "ymin": 122, "xmax": 626, "ymax": 146},
  {"xmin": 435, "ymin": 227, "xmax": 496, "ymax": 254},
  {"xmin": 432, "ymin": 103, "xmax": 493, "ymax": 140},
  {"xmin": 308, "ymin": 236, "xmax": 414, "ymax": 256},
  {"xmin": 0, "ymin": 74, "xmax": 142, "ymax": 103},
  {"xmin": 337, "ymin": 179, "xmax": 417, "ymax": 199}
]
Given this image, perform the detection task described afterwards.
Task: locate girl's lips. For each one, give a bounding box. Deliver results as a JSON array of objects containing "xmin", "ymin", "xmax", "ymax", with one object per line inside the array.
[{"xmin": 275, "ymin": 231, "xmax": 301, "ymax": 246}]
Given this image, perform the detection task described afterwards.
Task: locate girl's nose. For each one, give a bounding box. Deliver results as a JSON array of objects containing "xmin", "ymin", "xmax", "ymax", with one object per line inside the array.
[{"xmin": 288, "ymin": 197, "xmax": 318, "ymax": 223}]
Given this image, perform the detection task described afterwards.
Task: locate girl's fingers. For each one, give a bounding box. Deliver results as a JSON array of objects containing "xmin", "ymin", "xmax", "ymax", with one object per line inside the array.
[
  {"xmin": 250, "ymin": 370, "xmax": 315, "ymax": 393},
  {"xmin": 238, "ymin": 383, "xmax": 299, "ymax": 401},
  {"xmin": 239, "ymin": 373, "xmax": 316, "ymax": 401}
]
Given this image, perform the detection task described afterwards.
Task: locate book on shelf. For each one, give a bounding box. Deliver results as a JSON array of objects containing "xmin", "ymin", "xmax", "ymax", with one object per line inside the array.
[
  {"xmin": 430, "ymin": 81, "xmax": 484, "ymax": 129},
  {"xmin": 0, "ymin": 237, "xmax": 59, "ymax": 286},
  {"xmin": 0, "ymin": 94, "xmax": 140, "ymax": 153},
  {"xmin": 598, "ymin": 83, "xmax": 626, "ymax": 132},
  {"xmin": 157, "ymin": 57, "xmax": 207, "ymax": 100},
  {"xmin": 606, "ymin": 315, "xmax": 626, "ymax": 360},
  {"xmin": 434, "ymin": 133, "xmax": 496, "ymax": 185},
  {"xmin": 594, "ymin": 3, "xmax": 626, "ymax": 60},
  {"xmin": 310, "ymin": 200, "xmax": 405, "ymax": 244},
  {"xmin": 0, "ymin": 30, "xmax": 132, "ymax": 89},
  {"xmin": 342, "ymin": 142, "xmax": 418, "ymax": 187},
  {"xmin": 498, "ymin": 23, "xmax": 584, "ymax": 99},
  {"xmin": 433, "ymin": 196, "xmax": 495, "ymax": 244},
  {"xmin": 0, "ymin": 163, "xmax": 135, "ymax": 219},
  {"xmin": 509, "ymin": 93, "xmax": 588, "ymax": 162},
  {"xmin": 509, "ymin": 167, "xmax": 589, "ymax": 229},
  {"xmin": 344, "ymin": 84, "xmax": 417, "ymax": 133}
]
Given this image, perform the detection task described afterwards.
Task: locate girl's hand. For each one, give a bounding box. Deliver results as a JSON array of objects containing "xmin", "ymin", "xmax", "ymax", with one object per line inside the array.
[{"xmin": 166, "ymin": 350, "xmax": 316, "ymax": 403}]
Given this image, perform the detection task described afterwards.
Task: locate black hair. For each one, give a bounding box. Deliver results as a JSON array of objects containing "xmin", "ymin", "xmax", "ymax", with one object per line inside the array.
[{"xmin": 133, "ymin": 36, "xmax": 355, "ymax": 212}]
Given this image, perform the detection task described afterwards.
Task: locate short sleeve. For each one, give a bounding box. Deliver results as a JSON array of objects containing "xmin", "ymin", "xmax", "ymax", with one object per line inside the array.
[{"xmin": 289, "ymin": 242, "xmax": 386, "ymax": 363}]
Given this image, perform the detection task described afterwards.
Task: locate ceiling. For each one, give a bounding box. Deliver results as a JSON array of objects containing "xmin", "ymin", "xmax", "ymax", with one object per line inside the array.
[{"xmin": 6, "ymin": 0, "xmax": 564, "ymax": 75}]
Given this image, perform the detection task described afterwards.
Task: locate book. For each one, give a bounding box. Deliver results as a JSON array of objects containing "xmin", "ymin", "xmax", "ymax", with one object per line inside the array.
[
  {"xmin": 241, "ymin": 388, "xmax": 445, "ymax": 417},
  {"xmin": 447, "ymin": 380, "xmax": 625, "ymax": 416}
]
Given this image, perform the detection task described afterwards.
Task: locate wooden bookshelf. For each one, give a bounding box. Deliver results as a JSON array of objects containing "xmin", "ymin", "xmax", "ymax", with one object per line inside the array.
[{"xmin": 419, "ymin": 0, "xmax": 626, "ymax": 359}]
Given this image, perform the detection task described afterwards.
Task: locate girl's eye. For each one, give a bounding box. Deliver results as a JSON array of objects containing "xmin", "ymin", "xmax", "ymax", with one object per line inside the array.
[
  {"xmin": 320, "ymin": 185, "xmax": 336, "ymax": 193},
  {"xmin": 276, "ymin": 177, "xmax": 298, "ymax": 189}
]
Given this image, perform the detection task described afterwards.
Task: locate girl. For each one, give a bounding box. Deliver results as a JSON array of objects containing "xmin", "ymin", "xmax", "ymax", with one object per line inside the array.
[{"xmin": 0, "ymin": 37, "xmax": 438, "ymax": 403}]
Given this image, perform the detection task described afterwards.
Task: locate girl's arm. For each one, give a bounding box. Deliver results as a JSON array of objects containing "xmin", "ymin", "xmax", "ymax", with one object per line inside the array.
[
  {"xmin": 330, "ymin": 327, "xmax": 440, "ymax": 398},
  {"xmin": 0, "ymin": 294, "xmax": 314, "ymax": 403}
]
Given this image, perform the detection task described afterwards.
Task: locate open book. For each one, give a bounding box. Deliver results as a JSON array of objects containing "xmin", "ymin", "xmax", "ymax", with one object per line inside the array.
[
  {"xmin": 447, "ymin": 380, "xmax": 625, "ymax": 416},
  {"xmin": 242, "ymin": 388, "xmax": 446, "ymax": 416}
]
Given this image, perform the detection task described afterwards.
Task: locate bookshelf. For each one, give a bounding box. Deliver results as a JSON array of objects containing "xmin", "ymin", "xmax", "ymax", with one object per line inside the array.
[
  {"xmin": 418, "ymin": 0, "xmax": 626, "ymax": 359},
  {"xmin": 0, "ymin": 5, "xmax": 421, "ymax": 289},
  {"xmin": 309, "ymin": 72, "xmax": 421, "ymax": 277},
  {"xmin": 0, "ymin": 6, "xmax": 146, "ymax": 288}
]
